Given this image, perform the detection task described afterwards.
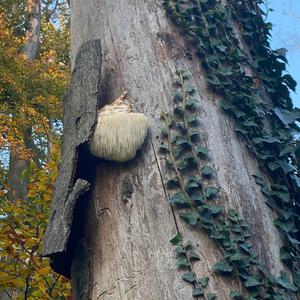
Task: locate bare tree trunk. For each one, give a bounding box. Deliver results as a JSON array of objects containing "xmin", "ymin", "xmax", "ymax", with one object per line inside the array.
[
  {"xmin": 70, "ymin": 1, "xmax": 286, "ymax": 299},
  {"xmin": 7, "ymin": 0, "xmax": 41, "ymax": 201}
]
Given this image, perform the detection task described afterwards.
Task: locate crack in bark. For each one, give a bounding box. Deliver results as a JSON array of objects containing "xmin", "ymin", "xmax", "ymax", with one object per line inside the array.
[{"xmin": 149, "ymin": 134, "xmax": 181, "ymax": 234}]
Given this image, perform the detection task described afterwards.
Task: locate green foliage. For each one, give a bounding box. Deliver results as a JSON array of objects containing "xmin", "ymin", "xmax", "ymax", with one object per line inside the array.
[
  {"xmin": 170, "ymin": 233, "xmax": 213, "ymax": 298},
  {"xmin": 161, "ymin": 69, "xmax": 297, "ymax": 299},
  {"xmin": 162, "ymin": 0, "xmax": 300, "ymax": 297}
]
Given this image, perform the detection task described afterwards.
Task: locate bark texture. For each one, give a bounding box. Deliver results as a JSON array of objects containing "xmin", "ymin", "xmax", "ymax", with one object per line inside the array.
[
  {"xmin": 7, "ymin": 0, "xmax": 41, "ymax": 202},
  {"xmin": 68, "ymin": 1, "xmax": 285, "ymax": 299},
  {"xmin": 42, "ymin": 39, "xmax": 101, "ymax": 277}
]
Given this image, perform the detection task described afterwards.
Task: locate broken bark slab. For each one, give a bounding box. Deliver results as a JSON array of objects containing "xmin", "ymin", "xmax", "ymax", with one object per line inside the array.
[{"xmin": 42, "ymin": 39, "xmax": 101, "ymax": 277}]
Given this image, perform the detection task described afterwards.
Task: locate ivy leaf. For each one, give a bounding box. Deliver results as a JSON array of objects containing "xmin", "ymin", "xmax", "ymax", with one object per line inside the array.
[
  {"xmin": 239, "ymin": 242, "xmax": 252, "ymax": 254},
  {"xmin": 187, "ymin": 114, "xmax": 198, "ymax": 125},
  {"xmin": 176, "ymin": 257, "xmax": 189, "ymax": 268},
  {"xmin": 228, "ymin": 209, "xmax": 239, "ymax": 222},
  {"xmin": 177, "ymin": 159, "xmax": 187, "ymax": 171},
  {"xmin": 204, "ymin": 205, "xmax": 223, "ymax": 215},
  {"xmin": 291, "ymin": 174, "xmax": 300, "ymax": 189},
  {"xmin": 166, "ymin": 177, "xmax": 179, "ymax": 188},
  {"xmin": 159, "ymin": 144, "xmax": 169, "ymax": 153},
  {"xmin": 175, "ymin": 245, "xmax": 186, "ymax": 255},
  {"xmin": 191, "ymin": 194, "xmax": 203, "ymax": 205},
  {"xmin": 244, "ymin": 276, "xmax": 261, "ymax": 287},
  {"xmin": 192, "ymin": 288, "xmax": 204, "ymax": 296},
  {"xmin": 160, "ymin": 127, "xmax": 168, "ymax": 137},
  {"xmin": 181, "ymin": 272, "xmax": 196, "ymax": 283},
  {"xmin": 180, "ymin": 211, "xmax": 199, "ymax": 226},
  {"xmin": 216, "ymin": 44, "xmax": 227, "ymax": 52},
  {"xmin": 185, "ymin": 98, "xmax": 198, "ymax": 110},
  {"xmin": 207, "ymin": 293, "xmax": 217, "ymax": 300},
  {"xmin": 280, "ymin": 246, "xmax": 293, "ymax": 263},
  {"xmin": 170, "ymin": 234, "xmax": 182, "ymax": 245},
  {"xmin": 220, "ymin": 99, "xmax": 232, "ymax": 111},
  {"xmin": 170, "ymin": 192, "xmax": 186, "ymax": 205},
  {"xmin": 274, "ymin": 107, "xmax": 300, "ymax": 125},
  {"xmin": 229, "ymin": 290, "xmax": 243, "ymax": 299},
  {"xmin": 278, "ymin": 160, "xmax": 297, "ymax": 175},
  {"xmin": 189, "ymin": 130, "xmax": 200, "ymax": 141},
  {"xmin": 186, "ymin": 85, "xmax": 196, "ymax": 95},
  {"xmin": 173, "ymin": 91, "xmax": 183, "ymax": 101},
  {"xmin": 253, "ymin": 136, "xmax": 280, "ymax": 144},
  {"xmin": 213, "ymin": 260, "xmax": 233, "ymax": 273},
  {"xmin": 196, "ymin": 146, "xmax": 209, "ymax": 156},
  {"xmin": 277, "ymin": 272, "xmax": 298, "ymax": 292},
  {"xmin": 198, "ymin": 277, "xmax": 209, "ymax": 287},
  {"xmin": 187, "ymin": 250, "xmax": 200, "ymax": 261},
  {"xmin": 281, "ymin": 74, "xmax": 297, "ymax": 92},
  {"xmin": 202, "ymin": 165, "xmax": 215, "ymax": 177},
  {"xmin": 186, "ymin": 180, "xmax": 200, "ymax": 189},
  {"xmin": 176, "ymin": 138, "xmax": 192, "ymax": 148},
  {"xmin": 274, "ymin": 218, "xmax": 295, "ymax": 233},
  {"xmin": 205, "ymin": 186, "xmax": 219, "ymax": 199}
]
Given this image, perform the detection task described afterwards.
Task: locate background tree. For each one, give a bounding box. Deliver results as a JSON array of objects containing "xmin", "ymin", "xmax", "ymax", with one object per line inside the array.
[
  {"xmin": 0, "ymin": 0, "xmax": 72, "ymax": 298},
  {"xmin": 42, "ymin": 0, "xmax": 300, "ymax": 299}
]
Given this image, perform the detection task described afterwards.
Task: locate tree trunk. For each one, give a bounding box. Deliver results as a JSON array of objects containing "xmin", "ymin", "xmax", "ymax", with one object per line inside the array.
[
  {"xmin": 7, "ymin": 0, "xmax": 41, "ymax": 202},
  {"xmin": 70, "ymin": 1, "xmax": 286, "ymax": 299}
]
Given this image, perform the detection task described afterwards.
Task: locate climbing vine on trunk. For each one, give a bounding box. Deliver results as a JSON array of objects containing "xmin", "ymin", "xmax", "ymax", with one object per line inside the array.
[{"xmin": 161, "ymin": 0, "xmax": 300, "ymax": 292}]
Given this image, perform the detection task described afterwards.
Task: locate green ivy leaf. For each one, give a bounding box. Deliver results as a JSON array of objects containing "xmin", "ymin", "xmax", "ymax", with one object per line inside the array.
[
  {"xmin": 281, "ymin": 74, "xmax": 297, "ymax": 92},
  {"xmin": 229, "ymin": 290, "xmax": 243, "ymax": 299},
  {"xmin": 198, "ymin": 277, "xmax": 209, "ymax": 287},
  {"xmin": 170, "ymin": 192, "xmax": 187, "ymax": 206},
  {"xmin": 228, "ymin": 209, "xmax": 239, "ymax": 222},
  {"xmin": 159, "ymin": 144, "xmax": 169, "ymax": 153},
  {"xmin": 277, "ymin": 272, "xmax": 298, "ymax": 292},
  {"xmin": 244, "ymin": 276, "xmax": 261, "ymax": 287},
  {"xmin": 170, "ymin": 234, "xmax": 182, "ymax": 245},
  {"xmin": 204, "ymin": 205, "xmax": 223, "ymax": 215},
  {"xmin": 274, "ymin": 107, "xmax": 300, "ymax": 126},
  {"xmin": 175, "ymin": 245, "xmax": 186, "ymax": 255},
  {"xmin": 173, "ymin": 91, "xmax": 183, "ymax": 101},
  {"xmin": 176, "ymin": 257, "xmax": 189, "ymax": 268},
  {"xmin": 192, "ymin": 287, "xmax": 204, "ymax": 297},
  {"xmin": 196, "ymin": 146, "xmax": 209, "ymax": 156},
  {"xmin": 180, "ymin": 211, "xmax": 199, "ymax": 226},
  {"xmin": 160, "ymin": 127, "xmax": 168, "ymax": 137},
  {"xmin": 213, "ymin": 260, "xmax": 233, "ymax": 273},
  {"xmin": 274, "ymin": 218, "xmax": 295, "ymax": 233},
  {"xmin": 201, "ymin": 165, "xmax": 215, "ymax": 177},
  {"xmin": 186, "ymin": 85, "xmax": 196, "ymax": 95},
  {"xmin": 216, "ymin": 44, "xmax": 227, "ymax": 52},
  {"xmin": 185, "ymin": 98, "xmax": 198, "ymax": 110},
  {"xmin": 181, "ymin": 272, "xmax": 196, "ymax": 283},
  {"xmin": 191, "ymin": 194, "xmax": 203, "ymax": 205},
  {"xmin": 175, "ymin": 138, "xmax": 191, "ymax": 147},
  {"xmin": 207, "ymin": 293, "xmax": 217, "ymax": 300},
  {"xmin": 205, "ymin": 186, "xmax": 219, "ymax": 199},
  {"xmin": 187, "ymin": 114, "xmax": 198, "ymax": 125},
  {"xmin": 280, "ymin": 246, "xmax": 293, "ymax": 263},
  {"xmin": 166, "ymin": 177, "xmax": 179, "ymax": 188},
  {"xmin": 187, "ymin": 250, "xmax": 200, "ymax": 261}
]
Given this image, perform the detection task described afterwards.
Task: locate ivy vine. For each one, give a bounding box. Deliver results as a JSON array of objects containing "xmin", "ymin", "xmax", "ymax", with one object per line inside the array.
[
  {"xmin": 160, "ymin": 69, "xmax": 297, "ymax": 299},
  {"xmin": 160, "ymin": 0, "xmax": 300, "ymax": 297}
]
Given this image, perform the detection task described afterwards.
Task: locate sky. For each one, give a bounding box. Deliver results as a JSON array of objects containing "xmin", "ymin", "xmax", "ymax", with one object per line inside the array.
[{"xmin": 266, "ymin": 0, "xmax": 300, "ymax": 107}]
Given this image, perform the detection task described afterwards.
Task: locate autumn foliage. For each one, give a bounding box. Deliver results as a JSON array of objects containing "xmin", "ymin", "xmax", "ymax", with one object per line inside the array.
[{"xmin": 0, "ymin": 1, "xmax": 71, "ymax": 298}]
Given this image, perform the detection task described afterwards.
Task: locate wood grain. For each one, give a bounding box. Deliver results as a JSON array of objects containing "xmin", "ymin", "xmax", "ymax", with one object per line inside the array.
[{"xmin": 69, "ymin": 1, "xmax": 285, "ymax": 299}]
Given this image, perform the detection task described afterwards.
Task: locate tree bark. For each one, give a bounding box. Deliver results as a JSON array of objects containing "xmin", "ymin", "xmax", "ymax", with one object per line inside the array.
[
  {"xmin": 7, "ymin": 0, "xmax": 41, "ymax": 201},
  {"xmin": 70, "ymin": 1, "xmax": 285, "ymax": 299}
]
